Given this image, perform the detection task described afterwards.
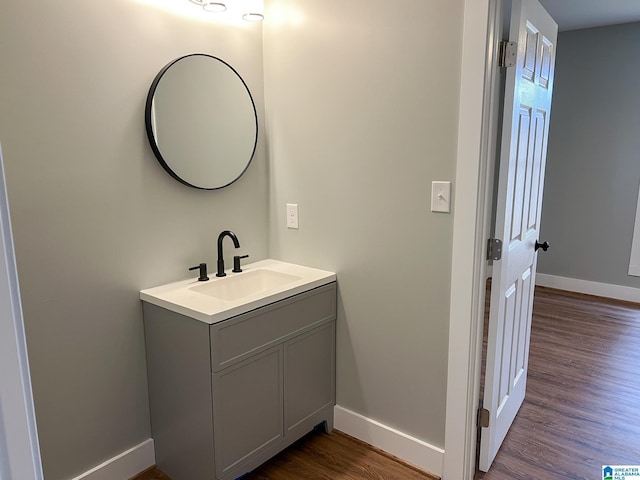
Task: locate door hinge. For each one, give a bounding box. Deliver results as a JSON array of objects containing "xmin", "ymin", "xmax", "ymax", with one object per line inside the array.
[
  {"xmin": 487, "ymin": 238, "xmax": 503, "ymax": 261},
  {"xmin": 478, "ymin": 407, "xmax": 490, "ymax": 428},
  {"xmin": 498, "ymin": 41, "xmax": 517, "ymax": 68}
]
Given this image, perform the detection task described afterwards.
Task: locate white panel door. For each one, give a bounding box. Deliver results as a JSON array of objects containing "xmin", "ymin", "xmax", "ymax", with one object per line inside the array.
[{"xmin": 478, "ymin": 0, "xmax": 557, "ymax": 472}]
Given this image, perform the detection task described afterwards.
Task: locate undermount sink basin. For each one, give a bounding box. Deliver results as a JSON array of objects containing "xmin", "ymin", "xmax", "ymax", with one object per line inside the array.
[
  {"xmin": 190, "ymin": 269, "xmax": 302, "ymax": 301},
  {"xmin": 139, "ymin": 259, "xmax": 336, "ymax": 324}
]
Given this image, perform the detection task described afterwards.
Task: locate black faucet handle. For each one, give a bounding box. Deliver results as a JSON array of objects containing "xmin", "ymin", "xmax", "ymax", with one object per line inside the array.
[
  {"xmin": 232, "ymin": 255, "xmax": 249, "ymax": 273},
  {"xmin": 189, "ymin": 263, "xmax": 210, "ymax": 282}
]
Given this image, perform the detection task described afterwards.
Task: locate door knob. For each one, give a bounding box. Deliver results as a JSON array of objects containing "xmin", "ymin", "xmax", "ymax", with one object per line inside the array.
[{"xmin": 535, "ymin": 240, "xmax": 550, "ymax": 252}]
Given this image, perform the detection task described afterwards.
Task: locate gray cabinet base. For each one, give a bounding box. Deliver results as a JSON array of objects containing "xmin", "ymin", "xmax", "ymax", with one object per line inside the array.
[
  {"xmin": 222, "ymin": 407, "xmax": 334, "ymax": 480},
  {"xmin": 143, "ymin": 283, "xmax": 336, "ymax": 480}
]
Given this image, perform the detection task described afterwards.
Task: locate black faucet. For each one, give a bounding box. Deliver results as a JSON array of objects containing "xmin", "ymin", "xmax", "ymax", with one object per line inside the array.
[{"xmin": 217, "ymin": 230, "xmax": 240, "ymax": 277}]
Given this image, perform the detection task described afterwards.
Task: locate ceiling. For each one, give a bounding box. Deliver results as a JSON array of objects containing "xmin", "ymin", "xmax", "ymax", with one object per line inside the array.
[{"xmin": 538, "ymin": 0, "xmax": 640, "ymax": 31}]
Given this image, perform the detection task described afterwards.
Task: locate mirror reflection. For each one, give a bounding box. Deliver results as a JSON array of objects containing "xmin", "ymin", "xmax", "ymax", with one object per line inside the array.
[{"xmin": 145, "ymin": 54, "xmax": 258, "ymax": 190}]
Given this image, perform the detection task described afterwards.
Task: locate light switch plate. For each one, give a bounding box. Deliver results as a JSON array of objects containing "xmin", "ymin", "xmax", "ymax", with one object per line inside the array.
[
  {"xmin": 286, "ymin": 203, "xmax": 299, "ymax": 229},
  {"xmin": 431, "ymin": 181, "xmax": 451, "ymax": 213}
]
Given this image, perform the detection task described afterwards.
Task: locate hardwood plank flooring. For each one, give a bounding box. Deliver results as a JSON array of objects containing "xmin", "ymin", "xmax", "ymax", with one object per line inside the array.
[
  {"xmin": 133, "ymin": 430, "xmax": 439, "ymax": 480},
  {"xmin": 130, "ymin": 465, "xmax": 172, "ymax": 480},
  {"xmin": 476, "ymin": 286, "xmax": 640, "ymax": 480},
  {"xmin": 245, "ymin": 430, "xmax": 438, "ymax": 480}
]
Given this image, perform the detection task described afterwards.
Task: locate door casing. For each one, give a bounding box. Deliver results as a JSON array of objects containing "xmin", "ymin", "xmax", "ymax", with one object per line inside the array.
[
  {"xmin": 0, "ymin": 142, "xmax": 43, "ymax": 480},
  {"xmin": 444, "ymin": 0, "xmax": 510, "ymax": 479}
]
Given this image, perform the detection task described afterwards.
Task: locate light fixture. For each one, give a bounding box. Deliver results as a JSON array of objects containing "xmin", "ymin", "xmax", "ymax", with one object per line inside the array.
[
  {"xmin": 242, "ymin": 12, "xmax": 264, "ymax": 22},
  {"xmin": 189, "ymin": 0, "xmax": 226, "ymax": 13},
  {"xmin": 186, "ymin": 0, "xmax": 264, "ymax": 21},
  {"xmin": 242, "ymin": 0, "xmax": 264, "ymax": 22},
  {"xmin": 203, "ymin": 2, "xmax": 227, "ymax": 12}
]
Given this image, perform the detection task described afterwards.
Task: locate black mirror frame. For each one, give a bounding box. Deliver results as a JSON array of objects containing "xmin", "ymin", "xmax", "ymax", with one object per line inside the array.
[{"xmin": 144, "ymin": 54, "xmax": 259, "ymax": 190}]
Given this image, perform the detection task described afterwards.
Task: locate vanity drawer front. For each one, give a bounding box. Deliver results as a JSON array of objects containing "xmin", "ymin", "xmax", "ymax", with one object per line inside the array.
[{"xmin": 210, "ymin": 283, "xmax": 336, "ymax": 372}]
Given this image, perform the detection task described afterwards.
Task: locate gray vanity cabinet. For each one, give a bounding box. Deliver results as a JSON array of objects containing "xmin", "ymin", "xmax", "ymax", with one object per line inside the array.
[{"xmin": 143, "ymin": 282, "xmax": 336, "ymax": 480}]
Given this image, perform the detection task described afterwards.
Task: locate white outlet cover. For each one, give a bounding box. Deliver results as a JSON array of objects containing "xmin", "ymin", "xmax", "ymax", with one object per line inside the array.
[
  {"xmin": 431, "ymin": 181, "xmax": 451, "ymax": 213},
  {"xmin": 286, "ymin": 203, "xmax": 299, "ymax": 229}
]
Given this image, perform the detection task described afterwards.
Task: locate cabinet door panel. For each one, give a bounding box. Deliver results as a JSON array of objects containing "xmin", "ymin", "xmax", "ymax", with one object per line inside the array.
[
  {"xmin": 284, "ymin": 323, "xmax": 335, "ymax": 433},
  {"xmin": 212, "ymin": 346, "xmax": 283, "ymax": 478}
]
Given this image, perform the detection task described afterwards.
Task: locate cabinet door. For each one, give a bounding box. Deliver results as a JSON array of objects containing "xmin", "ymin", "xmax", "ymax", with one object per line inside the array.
[
  {"xmin": 212, "ymin": 345, "xmax": 283, "ymax": 479},
  {"xmin": 284, "ymin": 322, "xmax": 335, "ymax": 434}
]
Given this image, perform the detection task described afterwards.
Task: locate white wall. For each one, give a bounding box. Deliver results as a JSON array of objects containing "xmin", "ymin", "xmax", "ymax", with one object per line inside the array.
[
  {"xmin": 264, "ymin": 0, "xmax": 463, "ymax": 448},
  {"xmin": 1, "ymin": 0, "xmax": 472, "ymax": 475},
  {"xmin": 538, "ymin": 22, "xmax": 640, "ymax": 290},
  {"xmin": 0, "ymin": 2, "xmax": 267, "ymax": 479}
]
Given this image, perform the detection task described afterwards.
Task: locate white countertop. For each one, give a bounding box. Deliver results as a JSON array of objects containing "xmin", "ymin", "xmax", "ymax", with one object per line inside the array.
[{"xmin": 140, "ymin": 259, "xmax": 336, "ymax": 324}]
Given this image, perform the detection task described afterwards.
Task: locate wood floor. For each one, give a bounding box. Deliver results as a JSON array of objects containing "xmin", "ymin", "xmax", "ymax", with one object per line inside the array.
[
  {"xmin": 130, "ymin": 466, "xmax": 172, "ymax": 480},
  {"xmin": 476, "ymin": 286, "xmax": 640, "ymax": 480},
  {"xmin": 133, "ymin": 429, "xmax": 438, "ymax": 480},
  {"xmin": 244, "ymin": 429, "xmax": 438, "ymax": 480}
]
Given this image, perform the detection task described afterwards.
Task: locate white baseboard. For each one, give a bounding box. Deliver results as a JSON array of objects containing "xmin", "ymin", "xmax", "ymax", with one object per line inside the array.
[
  {"xmin": 536, "ymin": 273, "xmax": 640, "ymax": 304},
  {"xmin": 70, "ymin": 439, "xmax": 155, "ymax": 480},
  {"xmin": 334, "ymin": 405, "xmax": 444, "ymax": 477}
]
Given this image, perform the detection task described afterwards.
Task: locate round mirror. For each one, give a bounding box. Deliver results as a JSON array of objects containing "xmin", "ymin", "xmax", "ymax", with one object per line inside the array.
[{"xmin": 145, "ymin": 54, "xmax": 258, "ymax": 190}]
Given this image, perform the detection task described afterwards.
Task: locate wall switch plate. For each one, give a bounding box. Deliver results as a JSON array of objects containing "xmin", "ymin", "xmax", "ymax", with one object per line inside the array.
[
  {"xmin": 286, "ymin": 203, "xmax": 299, "ymax": 229},
  {"xmin": 431, "ymin": 181, "xmax": 451, "ymax": 213}
]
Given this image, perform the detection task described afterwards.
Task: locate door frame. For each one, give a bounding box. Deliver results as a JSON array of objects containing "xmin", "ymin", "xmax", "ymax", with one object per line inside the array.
[
  {"xmin": 444, "ymin": 0, "xmax": 505, "ymax": 478},
  {"xmin": 0, "ymin": 143, "xmax": 43, "ymax": 480}
]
